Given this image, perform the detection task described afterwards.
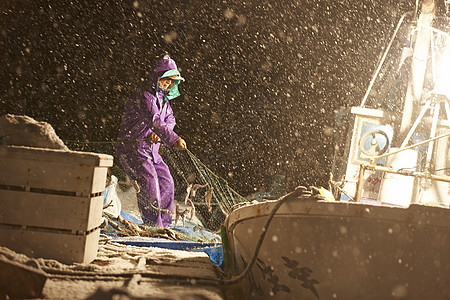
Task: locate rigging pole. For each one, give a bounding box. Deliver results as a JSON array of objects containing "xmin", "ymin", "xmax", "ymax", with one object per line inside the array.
[{"xmin": 398, "ymin": 0, "xmax": 436, "ymax": 144}]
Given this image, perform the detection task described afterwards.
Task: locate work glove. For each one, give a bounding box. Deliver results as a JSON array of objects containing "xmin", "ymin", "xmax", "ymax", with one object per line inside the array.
[
  {"xmin": 173, "ymin": 138, "xmax": 187, "ymax": 150},
  {"xmin": 146, "ymin": 132, "xmax": 161, "ymax": 144}
]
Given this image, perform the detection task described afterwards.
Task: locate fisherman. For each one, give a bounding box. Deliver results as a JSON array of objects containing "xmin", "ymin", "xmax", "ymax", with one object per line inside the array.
[{"xmin": 116, "ymin": 54, "xmax": 187, "ymax": 228}]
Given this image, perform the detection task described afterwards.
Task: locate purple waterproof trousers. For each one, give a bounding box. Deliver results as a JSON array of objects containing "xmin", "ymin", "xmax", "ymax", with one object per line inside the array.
[{"xmin": 118, "ymin": 145, "xmax": 174, "ymax": 227}]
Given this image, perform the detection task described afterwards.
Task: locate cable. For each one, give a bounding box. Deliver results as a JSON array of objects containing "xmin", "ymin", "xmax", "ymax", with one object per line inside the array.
[
  {"xmin": 64, "ymin": 138, "xmax": 146, "ymax": 144},
  {"xmin": 221, "ymin": 187, "xmax": 316, "ymax": 284},
  {"xmin": 39, "ymin": 187, "xmax": 322, "ymax": 288},
  {"xmin": 432, "ymin": 167, "xmax": 450, "ymax": 172}
]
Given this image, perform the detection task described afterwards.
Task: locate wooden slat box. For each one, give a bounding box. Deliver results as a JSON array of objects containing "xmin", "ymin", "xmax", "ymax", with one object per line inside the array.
[{"xmin": 0, "ymin": 145, "xmax": 113, "ymax": 264}]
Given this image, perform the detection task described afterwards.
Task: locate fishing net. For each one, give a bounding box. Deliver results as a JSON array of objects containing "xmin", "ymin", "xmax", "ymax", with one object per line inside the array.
[
  {"xmin": 97, "ymin": 144, "xmax": 247, "ymax": 233},
  {"xmin": 67, "ymin": 138, "xmax": 248, "ymax": 232},
  {"xmin": 161, "ymin": 146, "xmax": 248, "ymax": 231}
]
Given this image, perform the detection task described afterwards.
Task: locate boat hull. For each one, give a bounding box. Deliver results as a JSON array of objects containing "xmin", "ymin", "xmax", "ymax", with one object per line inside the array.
[{"xmin": 226, "ymin": 199, "xmax": 450, "ymax": 299}]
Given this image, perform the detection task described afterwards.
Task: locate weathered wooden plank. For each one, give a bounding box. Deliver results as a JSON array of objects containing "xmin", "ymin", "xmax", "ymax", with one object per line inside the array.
[
  {"xmin": 0, "ymin": 190, "xmax": 103, "ymax": 232},
  {"xmin": 91, "ymin": 166, "xmax": 110, "ymax": 195},
  {"xmin": 0, "ymin": 146, "xmax": 112, "ymax": 195},
  {"xmin": 0, "ymin": 145, "xmax": 113, "ymax": 166},
  {"xmin": 0, "ymin": 227, "xmax": 101, "ymax": 264}
]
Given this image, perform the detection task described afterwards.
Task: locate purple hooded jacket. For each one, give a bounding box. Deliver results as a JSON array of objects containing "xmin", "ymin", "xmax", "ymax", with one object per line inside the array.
[{"xmin": 116, "ymin": 55, "xmax": 182, "ymax": 162}]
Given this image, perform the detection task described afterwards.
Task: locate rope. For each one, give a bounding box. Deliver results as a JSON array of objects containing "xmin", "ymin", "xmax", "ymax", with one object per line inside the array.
[
  {"xmin": 222, "ymin": 187, "xmax": 320, "ymax": 284},
  {"xmin": 65, "ymin": 138, "xmax": 147, "ymax": 144}
]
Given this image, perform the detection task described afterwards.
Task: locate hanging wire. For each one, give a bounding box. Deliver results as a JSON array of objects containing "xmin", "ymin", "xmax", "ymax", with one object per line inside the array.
[{"xmin": 65, "ymin": 138, "xmax": 147, "ymax": 144}]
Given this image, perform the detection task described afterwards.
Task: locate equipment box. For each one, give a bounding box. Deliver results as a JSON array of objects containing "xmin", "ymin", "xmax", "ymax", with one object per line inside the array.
[{"xmin": 0, "ymin": 146, "xmax": 113, "ymax": 264}]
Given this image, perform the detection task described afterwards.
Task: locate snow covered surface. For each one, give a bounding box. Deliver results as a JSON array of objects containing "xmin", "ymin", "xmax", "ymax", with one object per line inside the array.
[
  {"xmin": 1, "ymin": 240, "xmax": 225, "ymax": 299},
  {"xmin": 0, "ymin": 114, "xmax": 68, "ymax": 150}
]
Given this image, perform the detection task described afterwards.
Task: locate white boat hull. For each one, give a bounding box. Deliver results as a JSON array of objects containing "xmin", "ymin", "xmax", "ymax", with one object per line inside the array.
[{"xmin": 226, "ymin": 198, "xmax": 450, "ymax": 299}]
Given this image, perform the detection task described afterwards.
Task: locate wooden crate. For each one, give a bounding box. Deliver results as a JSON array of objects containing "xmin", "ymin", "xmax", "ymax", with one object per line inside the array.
[{"xmin": 0, "ymin": 145, "xmax": 113, "ymax": 264}]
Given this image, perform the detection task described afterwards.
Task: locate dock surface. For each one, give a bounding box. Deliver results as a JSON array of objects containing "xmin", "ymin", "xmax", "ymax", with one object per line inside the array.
[{"xmin": 1, "ymin": 238, "xmax": 225, "ymax": 299}]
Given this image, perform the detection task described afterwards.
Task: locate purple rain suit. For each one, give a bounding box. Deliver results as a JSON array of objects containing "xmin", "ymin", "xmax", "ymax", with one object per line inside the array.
[{"xmin": 116, "ymin": 55, "xmax": 182, "ymax": 227}]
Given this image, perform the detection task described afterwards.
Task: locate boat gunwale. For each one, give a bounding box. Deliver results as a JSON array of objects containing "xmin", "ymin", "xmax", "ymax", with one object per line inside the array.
[{"xmin": 227, "ymin": 200, "xmax": 450, "ymax": 233}]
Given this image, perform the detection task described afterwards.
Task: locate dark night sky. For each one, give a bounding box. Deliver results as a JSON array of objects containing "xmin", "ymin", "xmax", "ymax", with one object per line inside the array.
[{"xmin": 0, "ymin": 0, "xmax": 413, "ymax": 196}]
